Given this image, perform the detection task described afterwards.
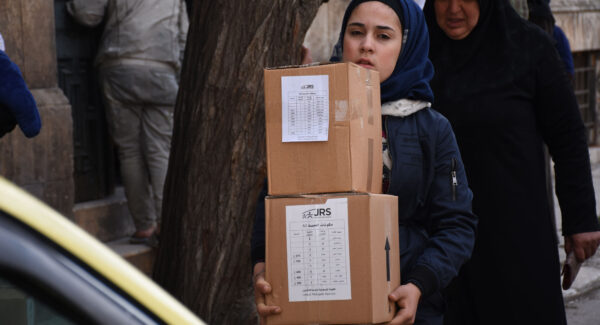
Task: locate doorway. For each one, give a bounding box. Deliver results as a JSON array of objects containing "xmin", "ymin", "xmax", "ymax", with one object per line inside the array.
[{"xmin": 54, "ymin": 0, "xmax": 116, "ymax": 202}]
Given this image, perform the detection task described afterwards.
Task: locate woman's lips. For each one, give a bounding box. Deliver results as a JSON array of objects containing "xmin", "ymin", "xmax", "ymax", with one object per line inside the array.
[
  {"xmin": 446, "ymin": 18, "xmax": 465, "ymax": 28},
  {"xmin": 357, "ymin": 59, "xmax": 374, "ymax": 69}
]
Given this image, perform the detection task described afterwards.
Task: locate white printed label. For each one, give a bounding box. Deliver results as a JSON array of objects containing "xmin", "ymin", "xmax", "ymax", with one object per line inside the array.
[
  {"xmin": 281, "ymin": 75, "xmax": 329, "ymax": 142},
  {"xmin": 286, "ymin": 198, "xmax": 351, "ymax": 302}
]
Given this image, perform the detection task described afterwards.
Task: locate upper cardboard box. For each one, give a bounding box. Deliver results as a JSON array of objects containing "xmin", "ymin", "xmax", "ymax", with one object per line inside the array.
[{"xmin": 264, "ymin": 62, "xmax": 382, "ymax": 195}]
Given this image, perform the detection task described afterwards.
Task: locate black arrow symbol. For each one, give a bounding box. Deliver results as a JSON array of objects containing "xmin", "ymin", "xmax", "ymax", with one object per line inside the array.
[{"xmin": 385, "ymin": 237, "xmax": 390, "ymax": 282}]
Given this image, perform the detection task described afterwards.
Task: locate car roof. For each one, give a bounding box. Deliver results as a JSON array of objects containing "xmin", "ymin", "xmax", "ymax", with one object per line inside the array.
[{"xmin": 0, "ymin": 177, "xmax": 205, "ymax": 325}]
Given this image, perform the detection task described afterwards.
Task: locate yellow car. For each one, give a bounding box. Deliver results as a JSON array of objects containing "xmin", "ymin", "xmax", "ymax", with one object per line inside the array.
[{"xmin": 0, "ymin": 177, "xmax": 205, "ymax": 324}]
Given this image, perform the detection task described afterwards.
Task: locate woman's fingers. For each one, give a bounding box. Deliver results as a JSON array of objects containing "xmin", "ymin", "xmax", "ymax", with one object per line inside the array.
[
  {"xmin": 253, "ymin": 265, "xmax": 281, "ymax": 317},
  {"xmin": 256, "ymin": 303, "xmax": 281, "ymax": 317}
]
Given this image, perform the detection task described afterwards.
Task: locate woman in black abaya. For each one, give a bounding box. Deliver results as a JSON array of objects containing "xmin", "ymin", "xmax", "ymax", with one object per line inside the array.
[{"xmin": 422, "ymin": 0, "xmax": 600, "ymax": 324}]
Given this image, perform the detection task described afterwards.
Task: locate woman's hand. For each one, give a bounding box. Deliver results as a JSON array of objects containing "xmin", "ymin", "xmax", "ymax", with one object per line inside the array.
[
  {"xmin": 565, "ymin": 231, "xmax": 600, "ymax": 262},
  {"xmin": 253, "ymin": 262, "xmax": 281, "ymax": 323},
  {"xmin": 301, "ymin": 46, "xmax": 313, "ymax": 65},
  {"xmin": 387, "ymin": 283, "xmax": 421, "ymax": 325}
]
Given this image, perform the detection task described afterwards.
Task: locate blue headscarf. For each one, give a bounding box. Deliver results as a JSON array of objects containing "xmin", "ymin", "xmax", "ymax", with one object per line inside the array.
[{"xmin": 331, "ymin": 0, "xmax": 434, "ymax": 104}]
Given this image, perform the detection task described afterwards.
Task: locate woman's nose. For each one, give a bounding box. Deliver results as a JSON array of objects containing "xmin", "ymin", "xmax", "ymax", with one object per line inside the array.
[
  {"xmin": 447, "ymin": 0, "xmax": 461, "ymax": 13},
  {"xmin": 360, "ymin": 35, "xmax": 374, "ymax": 53}
]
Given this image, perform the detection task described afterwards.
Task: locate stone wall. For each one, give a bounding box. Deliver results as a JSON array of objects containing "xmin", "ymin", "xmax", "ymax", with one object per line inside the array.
[
  {"xmin": 552, "ymin": 0, "xmax": 600, "ymax": 52},
  {"xmin": 0, "ymin": 89, "xmax": 74, "ymax": 216},
  {"xmin": 0, "ymin": 0, "xmax": 74, "ymax": 216},
  {"xmin": 0, "ymin": 0, "xmax": 57, "ymax": 87}
]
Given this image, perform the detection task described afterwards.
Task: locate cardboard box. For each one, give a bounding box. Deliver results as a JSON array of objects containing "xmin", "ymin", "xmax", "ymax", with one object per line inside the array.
[
  {"xmin": 265, "ymin": 193, "xmax": 400, "ymax": 324},
  {"xmin": 264, "ymin": 63, "xmax": 382, "ymax": 195}
]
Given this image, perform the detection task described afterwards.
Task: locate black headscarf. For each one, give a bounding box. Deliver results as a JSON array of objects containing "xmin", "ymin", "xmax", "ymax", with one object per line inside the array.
[
  {"xmin": 423, "ymin": 0, "xmax": 537, "ymax": 105},
  {"xmin": 528, "ymin": 0, "xmax": 555, "ymax": 34}
]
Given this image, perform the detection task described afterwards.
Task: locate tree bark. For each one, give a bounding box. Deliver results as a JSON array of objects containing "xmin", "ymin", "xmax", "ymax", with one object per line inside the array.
[{"xmin": 153, "ymin": 1, "xmax": 324, "ymax": 323}]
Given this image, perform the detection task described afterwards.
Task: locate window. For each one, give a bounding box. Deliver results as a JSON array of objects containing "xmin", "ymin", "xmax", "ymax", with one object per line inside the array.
[
  {"xmin": 0, "ymin": 276, "xmax": 75, "ymax": 325},
  {"xmin": 0, "ymin": 210, "xmax": 161, "ymax": 325},
  {"xmin": 573, "ymin": 51, "xmax": 599, "ymax": 145}
]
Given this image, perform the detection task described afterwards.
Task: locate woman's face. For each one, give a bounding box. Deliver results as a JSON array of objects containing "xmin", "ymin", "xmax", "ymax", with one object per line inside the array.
[
  {"xmin": 434, "ymin": 0, "xmax": 480, "ymax": 40},
  {"xmin": 342, "ymin": 1, "xmax": 403, "ymax": 83}
]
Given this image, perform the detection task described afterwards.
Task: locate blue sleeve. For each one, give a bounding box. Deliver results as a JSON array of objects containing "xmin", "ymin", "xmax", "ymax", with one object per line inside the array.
[
  {"xmin": 406, "ymin": 115, "xmax": 478, "ymax": 297},
  {"xmin": 553, "ymin": 26, "xmax": 574, "ymax": 77},
  {"xmin": 0, "ymin": 50, "xmax": 41, "ymax": 138}
]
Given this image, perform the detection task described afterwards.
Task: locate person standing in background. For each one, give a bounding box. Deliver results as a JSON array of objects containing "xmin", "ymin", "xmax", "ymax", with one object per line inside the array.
[
  {"xmin": 527, "ymin": 0, "xmax": 575, "ymax": 81},
  {"xmin": 423, "ymin": 1, "xmax": 600, "ymax": 324},
  {"xmin": 67, "ymin": 0, "xmax": 189, "ymax": 245},
  {"xmin": 553, "ymin": 25, "xmax": 575, "ymax": 80}
]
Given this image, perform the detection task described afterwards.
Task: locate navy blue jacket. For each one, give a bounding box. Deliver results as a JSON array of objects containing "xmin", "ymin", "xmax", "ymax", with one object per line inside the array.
[
  {"xmin": 251, "ymin": 107, "xmax": 476, "ymax": 301},
  {"xmin": 0, "ymin": 50, "xmax": 41, "ymax": 138}
]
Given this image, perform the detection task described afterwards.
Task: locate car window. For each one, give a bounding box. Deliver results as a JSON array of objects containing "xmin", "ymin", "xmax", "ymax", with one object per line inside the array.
[
  {"xmin": 0, "ymin": 276, "xmax": 75, "ymax": 325},
  {"xmin": 0, "ymin": 209, "xmax": 163, "ymax": 325}
]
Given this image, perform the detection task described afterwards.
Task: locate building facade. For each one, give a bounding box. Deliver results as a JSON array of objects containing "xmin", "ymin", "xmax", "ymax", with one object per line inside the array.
[
  {"xmin": 0, "ymin": 0, "xmax": 134, "ymax": 242},
  {"xmin": 305, "ymin": 0, "xmax": 600, "ymax": 143},
  {"xmin": 0, "ymin": 0, "xmax": 74, "ymax": 215},
  {"xmin": 552, "ymin": 0, "xmax": 600, "ymax": 144}
]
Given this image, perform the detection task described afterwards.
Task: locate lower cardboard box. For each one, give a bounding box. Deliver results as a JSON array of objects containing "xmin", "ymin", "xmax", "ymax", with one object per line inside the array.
[{"xmin": 265, "ymin": 193, "xmax": 400, "ymax": 324}]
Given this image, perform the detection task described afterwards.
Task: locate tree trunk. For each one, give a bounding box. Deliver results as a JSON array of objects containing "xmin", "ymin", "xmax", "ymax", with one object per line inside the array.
[{"xmin": 153, "ymin": 1, "xmax": 324, "ymax": 323}]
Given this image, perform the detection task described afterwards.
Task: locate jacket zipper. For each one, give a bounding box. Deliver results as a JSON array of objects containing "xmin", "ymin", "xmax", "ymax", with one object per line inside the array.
[{"xmin": 451, "ymin": 157, "xmax": 457, "ymax": 201}]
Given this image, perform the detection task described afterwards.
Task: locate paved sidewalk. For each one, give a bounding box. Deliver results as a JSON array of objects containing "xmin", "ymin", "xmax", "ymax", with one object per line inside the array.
[{"xmin": 558, "ymin": 147, "xmax": 600, "ymax": 302}]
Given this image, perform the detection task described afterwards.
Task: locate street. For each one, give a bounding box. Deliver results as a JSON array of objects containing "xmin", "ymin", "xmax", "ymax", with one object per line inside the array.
[
  {"xmin": 566, "ymin": 287, "xmax": 600, "ymax": 325},
  {"xmin": 554, "ymin": 153, "xmax": 600, "ymax": 325},
  {"xmin": 558, "ymin": 153, "xmax": 600, "ymax": 324}
]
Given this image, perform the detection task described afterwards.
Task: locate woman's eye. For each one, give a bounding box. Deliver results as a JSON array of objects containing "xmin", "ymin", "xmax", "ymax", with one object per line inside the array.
[
  {"xmin": 349, "ymin": 30, "xmax": 363, "ymax": 36},
  {"xmin": 378, "ymin": 34, "xmax": 391, "ymax": 40}
]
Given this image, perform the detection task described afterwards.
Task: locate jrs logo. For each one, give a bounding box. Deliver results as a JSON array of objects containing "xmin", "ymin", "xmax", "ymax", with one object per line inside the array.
[
  {"xmin": 317, "ymin": 208, "xmax": 331, "ymax": 216},
  {"xmin": 302, "ymin": 208, "xmax": 332, "ymax": 219}
]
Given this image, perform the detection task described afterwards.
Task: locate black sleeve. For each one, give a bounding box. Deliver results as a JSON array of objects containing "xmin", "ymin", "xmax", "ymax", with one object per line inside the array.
[
  {"xmin": 534, "ymin": 38, "xmax": 600, "ymax": 235},
  {"xmin": 250, "ymin": 180, "xmax": 268, "ymax": 266}
]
